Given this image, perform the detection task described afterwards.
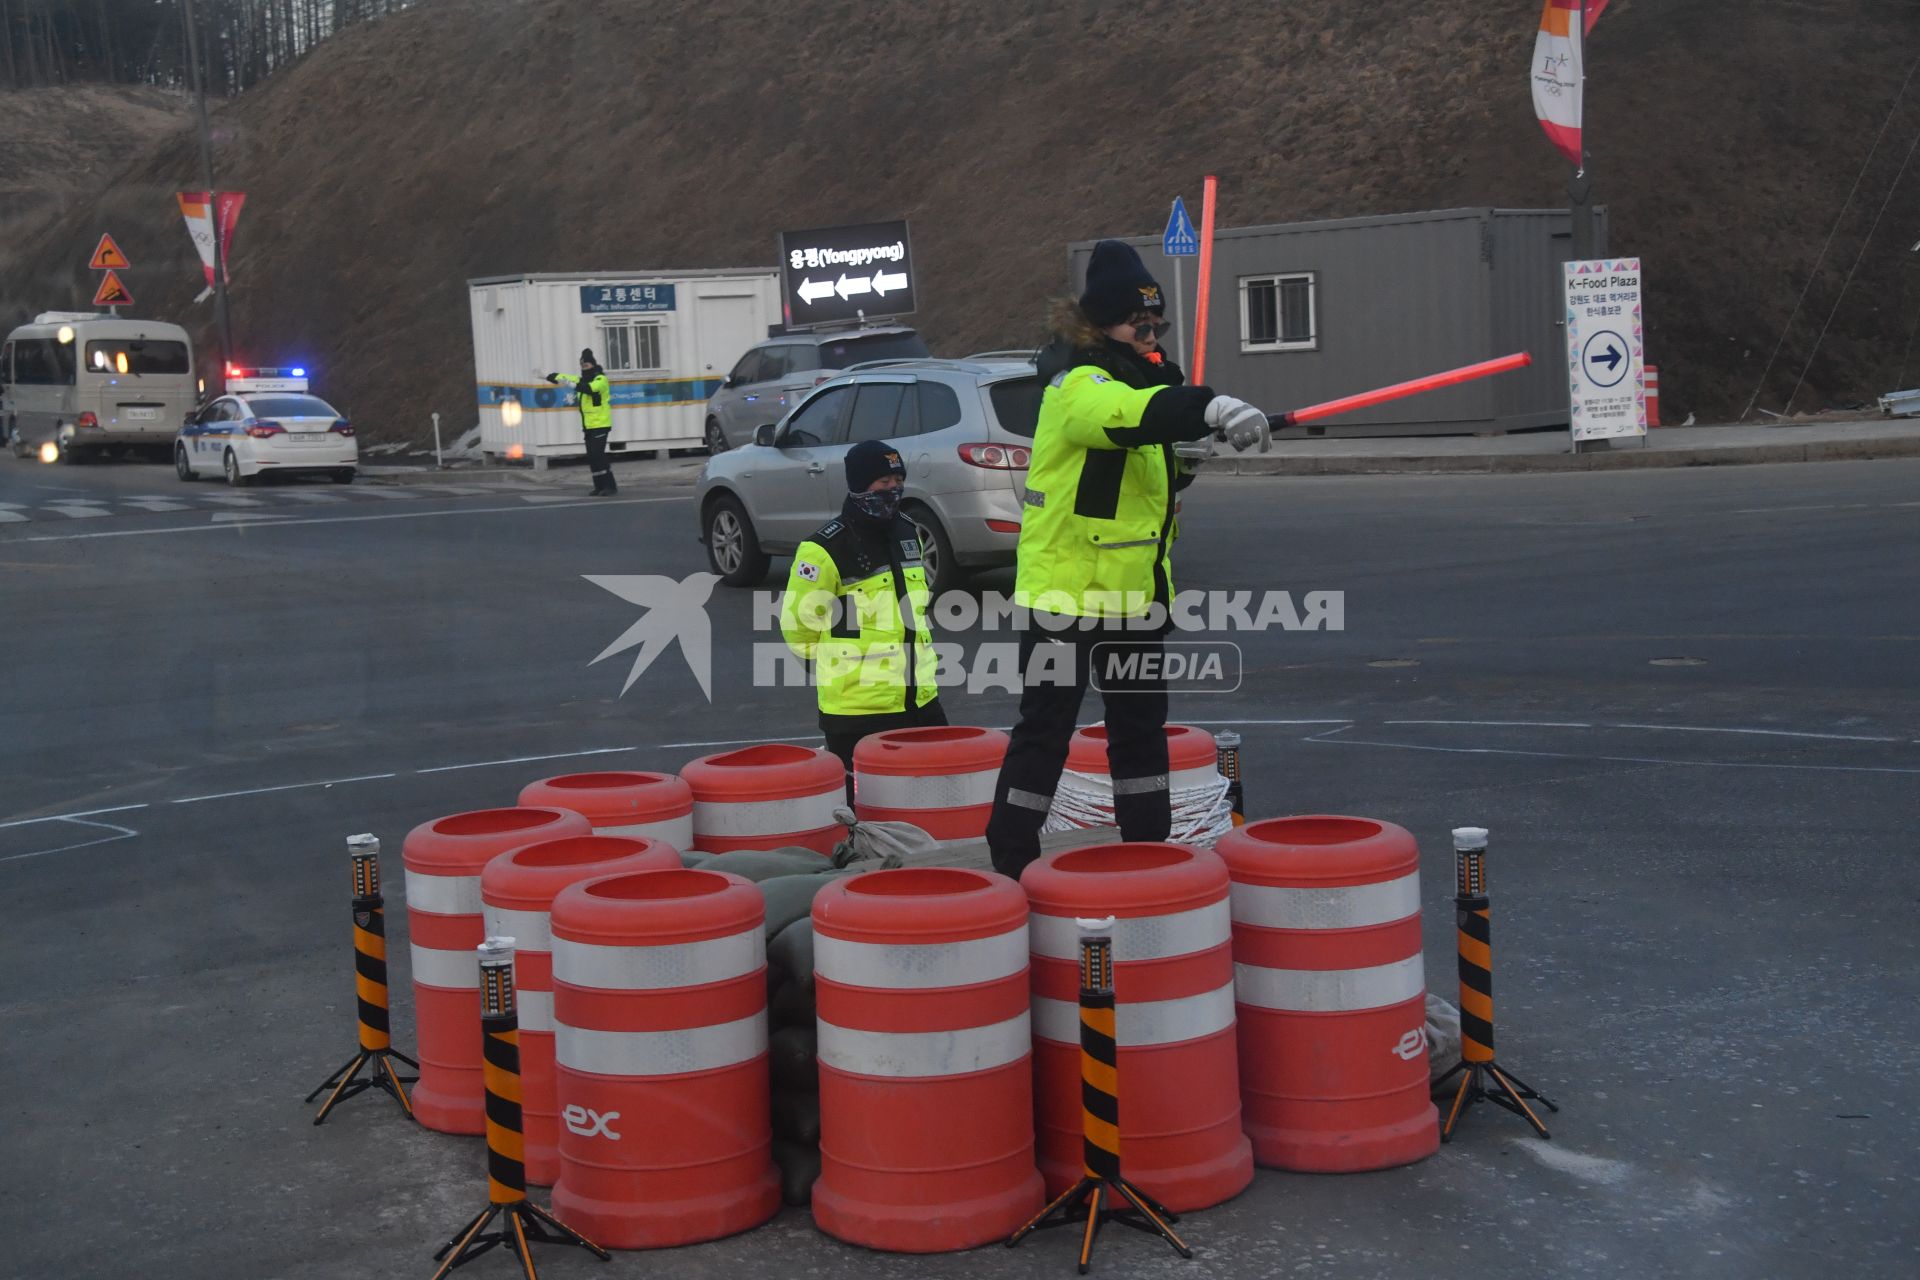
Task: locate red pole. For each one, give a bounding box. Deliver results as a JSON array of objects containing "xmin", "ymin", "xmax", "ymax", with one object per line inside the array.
[
  {"xmin": 1279, "ymin": 352, "xmax": 1534, "ymax": 427},
  {"xmin": 1190, "ymin": 175, "xmax": 1219, "ymax": 384}
]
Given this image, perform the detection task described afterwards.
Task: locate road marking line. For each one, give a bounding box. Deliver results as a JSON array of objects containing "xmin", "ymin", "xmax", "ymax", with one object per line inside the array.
[
  {"xmin": 1607, "ymin": 722, "xmax": 1902, "ymax": 743},
  {"xmin": 1386, "ymin": 719, "xmax": 1596, "ymax": 728},
  {"xmin": 0, "ymin": 511, "xmax": 26, "ymax": 523},
  {"xmin": 0, "ymin": 803, "xmax": 150, "ymax": 831},
  {"xmin": 0, "ymin": 817, "xmax": 141, "ymax": 865},
  {"xmin": 274, "ymin": 491, "xmax": 350, "ymax": 503},
  {"xmin": 653, "ymin": 734, "xmax": 825, "ymax": 750},
  {"xmin": 170, "ymin": 773, "xmax": 398, "ymax": 804},
  {"xmin": 198, "ymin": 494, "xmax": 266, "ymax": 507},
  {"xmin": 121, "ymin": 497, "xmax": 193, "ymax": 512},
  {"xmin": 415, "ymin": 747, "xmax": 635, "ymax": 775},
  {"xmin": 352, "ymin": 487, "xmax": 426, "ymax": 499},
  {"xmin": 2, "ymin": 493, "xmax": 692, "ymax": 543},
  {"xmin": 1305, "ymin": 733, "xmax": 1920, "ymax": 776},
  {"xmin": 43, "ymin": 503, "xmax": 110, "ymax": 518}
]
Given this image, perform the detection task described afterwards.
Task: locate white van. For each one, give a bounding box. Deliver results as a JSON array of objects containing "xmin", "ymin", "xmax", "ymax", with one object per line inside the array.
[{"xmin": 2, "ymin": 312, "xmax": 198, "ymax": 462}]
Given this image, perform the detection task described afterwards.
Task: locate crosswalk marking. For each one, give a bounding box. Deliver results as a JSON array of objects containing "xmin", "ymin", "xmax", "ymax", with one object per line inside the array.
[
  {"xmin": 43, "ymin": 503, "xmax": 111, "ymax": 518},
  {"xmin": 0, "ymin": 483, "xmax": 569, "ymax": 526},
  {"xmin": 197, "ymin": 494, "xmax": 266, "ymax": 507},
  {"xmin": 276, "ymin": 491, "xmax": 349, "ymax": 503},
  {"xmin": 122, "ymin": 497, "xmax": 193, "ymax": 513}
]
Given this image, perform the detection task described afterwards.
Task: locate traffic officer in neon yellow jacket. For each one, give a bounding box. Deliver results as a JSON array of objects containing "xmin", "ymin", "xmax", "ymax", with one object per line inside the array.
[
  {"xmin": 546, "ymin": 348, "xmax": 616, "ymax": 496},
  {"xmin": 781, "ymin": 438, "xmax": 947, "ymax": 800},
  {"xmin": 986, "ymin": 239, "xmax": 1270, "ymax": 877}
]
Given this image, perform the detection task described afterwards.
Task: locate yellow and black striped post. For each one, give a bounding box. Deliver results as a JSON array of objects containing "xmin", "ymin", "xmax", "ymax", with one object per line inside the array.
[
  {"xmin": 308, "ymin": 834, "xmax": 420, "ymax": 1124},
  {"xmin": 430, "ymin": 938, "xmax": 608, "ymax": 1280},
  {"xmin": 1213, "ymin": 731, "xmax": 1245, "ymax": 827},
  {"xmin": 1007, "ymin": 918, "xmax": 1192, "ymax": 1273},
  {"xmin": 1436, "ymin": 826, "xmax": 1558, "ymax": 1141}
]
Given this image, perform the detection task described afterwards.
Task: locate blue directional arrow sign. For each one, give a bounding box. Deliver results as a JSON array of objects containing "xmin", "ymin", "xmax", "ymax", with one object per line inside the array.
[
  {"xmin": 1163, "ymin": 197, "xmax": 1199, "ymax": 257},
  {"xmin": 1582, "ymin": 329, "xmax": 1630, "ymax": 388}
]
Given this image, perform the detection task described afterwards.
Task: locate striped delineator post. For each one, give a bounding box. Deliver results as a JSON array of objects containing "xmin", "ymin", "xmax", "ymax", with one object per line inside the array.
[
  {"xmin": 430, "ymin": 938, "xmax": 608, "ymax": 1279},
  {"xmin": 1434, "ymin": 827, "xmax": 1558, "ymax": 1141},
  {"xmin": 1007, "ymin": 919, "xmax": 1193, "ymax": 1272},
  {"xmin": 307, "ymin": 834, "xmax": 419, "ymax": 1124}
]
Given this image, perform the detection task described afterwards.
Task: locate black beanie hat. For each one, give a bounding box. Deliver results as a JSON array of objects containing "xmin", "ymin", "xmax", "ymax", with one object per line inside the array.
[
  {"xmin": 845, "ymin": 438, "xmax": 906, "ymax": 492},
  {"xmin": 1079, "ymin": 239, "xmax": 1165, "ymax": 328},
  {"xmin": 580, "ymin": 348, "xmax": 597, "ymax": 365}
]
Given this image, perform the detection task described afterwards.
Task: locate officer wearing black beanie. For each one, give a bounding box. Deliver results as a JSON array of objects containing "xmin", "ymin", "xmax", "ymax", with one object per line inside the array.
[{"xmin": 779, "ymin": 438, "xmax": 947, "ymax": 799}]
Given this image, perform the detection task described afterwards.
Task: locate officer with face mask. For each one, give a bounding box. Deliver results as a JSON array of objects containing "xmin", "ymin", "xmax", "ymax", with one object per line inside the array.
[{"xmin": 780, "ymin": 438, "xmax": 947, "ymax": 799}]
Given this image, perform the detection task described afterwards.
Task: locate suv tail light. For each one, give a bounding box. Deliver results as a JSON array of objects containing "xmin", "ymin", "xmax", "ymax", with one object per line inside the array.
[
  {"xmin": 76, "ymin": 411, "xmax": 100, "ymax": 429},
  {"xmin": 957, "ymin": 442, "xmax": 1030, "ymax": 470},
  {"xmin": 813, "ymin": 375, "xmax": 834, "ymax": 387},
  {"xmin": 246, "ymin": 420, "xmax": 286, "ymax": 439},
  {"xmin": 330, "ymin": 420, "xmax": 355, "ymax": 437}
]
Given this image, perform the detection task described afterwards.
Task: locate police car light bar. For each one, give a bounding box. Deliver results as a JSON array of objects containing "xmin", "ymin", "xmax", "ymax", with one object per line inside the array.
[{"xmin": 226, "ymin": 365, "xmax": 311, "ymax": 393}]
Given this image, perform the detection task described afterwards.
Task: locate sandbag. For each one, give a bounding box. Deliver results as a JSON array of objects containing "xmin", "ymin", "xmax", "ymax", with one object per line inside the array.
[
  {"xmin": 1425, "ymin": 993, "xmax": 1463, "ymax": 1087},
  {"xmin": 829, "ymin": 805, "xmax": 942, "ymax": 870},
  {"xmin": 759, "ymin": 870, "xmax": 850, "ymax": 937},
  {"xmin": 771, "ymin": 1140, "xmax": 821, "ymax": 1207},
  {"xmin": 679, "ymin": 849, "xmax": 718, "ymax": 868},
  {"xmin": 695, "ymin": 848, "xmax": 834, "ymax": 882},
  {"xmin": 769, "ymin": 1025, "xmax": 819, "ymax": 1092},
  {"xmin": 767, "ymin": 919, "xmax": 815, "ymax": 988},
  {"xmin": 772, "ymin": 1089, "xmax": 821, "ymax": 1145}
]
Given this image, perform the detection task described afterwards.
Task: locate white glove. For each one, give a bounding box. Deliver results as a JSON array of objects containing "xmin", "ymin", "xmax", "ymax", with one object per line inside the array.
[{"xmin": 1204, "ymin": 395, "xmax": 1271, "ymax": 453}]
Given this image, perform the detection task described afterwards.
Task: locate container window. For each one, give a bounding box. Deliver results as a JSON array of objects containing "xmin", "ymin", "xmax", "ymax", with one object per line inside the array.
[
  {"xmin": 1240, "ymin": 273, "xmax": 1317, "ymax": 352},
  {"xmin": 600, "ymin": 321, "xmax": 665, "ymax": 374}
]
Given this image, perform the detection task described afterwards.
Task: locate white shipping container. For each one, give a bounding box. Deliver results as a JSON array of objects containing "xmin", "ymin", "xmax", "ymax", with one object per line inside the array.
[{"xmin": 468, "ymin": 269, "xmax": 781, "ymax": 460}]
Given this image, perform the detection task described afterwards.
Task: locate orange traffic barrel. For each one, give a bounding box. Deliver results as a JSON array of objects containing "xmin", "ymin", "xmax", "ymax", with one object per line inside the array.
[
  {"xmin": 480, "ymin": 835, "xmax": 680, "ymax": 1184},
  {"xmin": 1066, "ymin": 724, "xmax": 1220, "ymax": 790},
  {"xmin": 811, "ymin": 867, "xmax": 1044, "ymax": 1251},
  {"xmin": 403, "ymin": 806, "xmax": 591, "ymax": 1134},
  {"xmin": 518, "ymin": 771, "xmax": 694, "ymax": 850},
  {"xmin": 1217, "ymin": 816, "xmax": 1439, "ymax": 1172},
  {"xmin": 1645, "ymin": 364, "xmax": 1662, "ymax": 427},
  {"xmin": 1022, "ymin": 842, "xmax": 1253, "ymax": 1212},
  {"xmin": 548, "ymin": 868, "xmax": 780, "ymax": 1247},
  {"xmin": 680, "ymin": 744, "xmax": 844, "ymax": 855},
  {"xmin": 853, "ymin": 726, "xmax": 1009, "ymax": 839}
]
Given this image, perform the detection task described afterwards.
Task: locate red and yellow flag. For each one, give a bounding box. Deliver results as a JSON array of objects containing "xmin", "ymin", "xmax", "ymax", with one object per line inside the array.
[{"xmin": 1531, "ymin": 0, "xmax": 1609, "ymax": 169}]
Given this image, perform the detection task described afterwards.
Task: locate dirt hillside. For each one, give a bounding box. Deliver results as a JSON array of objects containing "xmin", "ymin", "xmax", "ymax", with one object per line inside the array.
[
  {"xmin": 0, "ymin": 84, "xmax": 193, "ymax": 245},
  {"xmin": 3, "ymin": 0, "xmax": 1916, "ymax": 436}
]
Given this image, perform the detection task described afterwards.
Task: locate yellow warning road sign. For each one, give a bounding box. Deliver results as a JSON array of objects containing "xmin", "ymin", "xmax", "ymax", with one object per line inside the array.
[
  {"xmin": 89, "ymin": 233, "xmax": 131, "ymax": 271},
  {"xmin": 93, "ymin": 270, "xmax": 134, "ymax": 307}
]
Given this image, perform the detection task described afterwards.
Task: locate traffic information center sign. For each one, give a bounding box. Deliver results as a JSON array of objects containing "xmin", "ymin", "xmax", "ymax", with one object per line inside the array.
[
  {"xmin": 1564, "ymin": 258, "xmax": 1646, "ymax": 443},
  {"xmin": 778, "ymin": 220, "xmax": 916, "ymax": 328}
]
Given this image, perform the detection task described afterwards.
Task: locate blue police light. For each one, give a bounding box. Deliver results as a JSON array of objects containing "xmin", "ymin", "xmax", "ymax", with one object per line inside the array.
[{"xmin": 291, "ymin": 367, "xmax": 306, "ymax": 377}]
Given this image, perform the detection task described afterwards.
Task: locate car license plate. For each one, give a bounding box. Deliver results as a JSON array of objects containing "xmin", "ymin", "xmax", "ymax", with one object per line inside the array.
[
  {"xmin": 293, "ymin": 432, "xmax": 325, "ymax": 442},
  {"xmin": 126, "ymin": 407, "xmax": 159, "ymax": 420}
]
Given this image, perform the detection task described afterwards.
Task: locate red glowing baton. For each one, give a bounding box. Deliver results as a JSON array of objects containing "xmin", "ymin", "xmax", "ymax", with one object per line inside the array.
[{"xmin": 1271, "ymin": 351, "xmax": 1534, "ymax": 428}]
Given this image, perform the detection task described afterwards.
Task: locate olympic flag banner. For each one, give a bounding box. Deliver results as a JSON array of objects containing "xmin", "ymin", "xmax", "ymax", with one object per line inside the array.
[
  {"xmin": 177, "ymin": 191, "xmax": 247, "ymax": 300},
  {"xmin": 1530, "ymin": 0, "xmax": 1609, "ymax": 169}
]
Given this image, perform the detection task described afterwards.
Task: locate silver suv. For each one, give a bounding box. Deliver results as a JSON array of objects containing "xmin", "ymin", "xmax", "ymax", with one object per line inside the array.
[
  {"xmin": 703, "ymin": 325, "xmax": 930, "ymax": 453},
  {"xmin": 696, "ymin": 357, "xmax": 1042, "ymax": 593}
]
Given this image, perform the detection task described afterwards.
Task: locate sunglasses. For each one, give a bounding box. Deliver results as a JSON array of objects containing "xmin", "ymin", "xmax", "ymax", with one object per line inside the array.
[{"xmin": 1129, "ymin": 318, "xmax": 1172, "ymax": 340}]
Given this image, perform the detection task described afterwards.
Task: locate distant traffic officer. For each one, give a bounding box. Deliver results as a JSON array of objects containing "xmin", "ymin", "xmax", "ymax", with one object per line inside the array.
[
  {"xmin": 985, "ymin": 238, "xmax": 1270, "ymax": 877},
  {"xmin": 547, "ymin": 348, "xmax": 616, "ymax": 495},
  {"xmin": 780, "ymin": 439, "xmax": 946, "ymax": 801}
]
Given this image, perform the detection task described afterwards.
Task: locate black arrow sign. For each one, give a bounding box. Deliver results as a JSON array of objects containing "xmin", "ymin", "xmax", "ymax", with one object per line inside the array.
[{"xmin": 1590, "ymin": 343, "xmax": 1623, "ymax": 372}]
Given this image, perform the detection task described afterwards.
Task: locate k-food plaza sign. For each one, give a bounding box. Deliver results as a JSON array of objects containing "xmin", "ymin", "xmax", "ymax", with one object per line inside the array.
[{"xmin": 1565, "ymin": 257, "xmax": 1646, "ymax": 443}]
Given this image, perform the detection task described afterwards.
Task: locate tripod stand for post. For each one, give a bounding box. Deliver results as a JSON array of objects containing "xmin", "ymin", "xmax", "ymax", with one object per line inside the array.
[
  {"xmin": 1007, "ymin": 921, "xmax": 1193, "ymax": 1274},
  {"xmin": 308, "ymin": 834, "xmax": 418, "ymax": 1125},
  {"xmin": 428, "ymin": 938, "xmax": 607, "ymax": 1280},
  {"xmin": 1433, "ymin": 826, "xmax": 1559, "ymax": 1140}
]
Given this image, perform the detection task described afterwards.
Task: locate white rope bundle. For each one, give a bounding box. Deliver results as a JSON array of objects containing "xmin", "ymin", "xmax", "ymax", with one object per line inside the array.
[{"xmin": 1043, "ymin": 767, "xmax": 1235, "ymax": 850}]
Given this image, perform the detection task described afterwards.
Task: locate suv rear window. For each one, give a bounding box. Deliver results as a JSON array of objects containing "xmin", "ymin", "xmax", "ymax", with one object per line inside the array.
[
  {"xmin": 813, "ymin": 331, "xmax": 930, "ymax": 369},
  {"xmin": 988, "ymin": 377, "xmax": 1043, "ymax": 439}
]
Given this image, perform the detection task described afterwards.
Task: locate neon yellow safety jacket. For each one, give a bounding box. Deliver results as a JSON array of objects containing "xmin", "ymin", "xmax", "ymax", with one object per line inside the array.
[
  {"xmin": 1013, "ymin": 341, "xmax": 1214, "ymax": 618},
  {"xmin": 780, "ymin": 510, "xmax": 940, "ymax": 716},
  {"xmin": 555, "ymin": 371, "xmax": 613, "ymax": 431}
]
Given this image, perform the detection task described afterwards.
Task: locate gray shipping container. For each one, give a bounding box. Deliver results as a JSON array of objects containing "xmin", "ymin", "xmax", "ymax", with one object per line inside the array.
[{"xmin": 1069, "ymin": 207, "xmax": 1609, "ymax": 436}]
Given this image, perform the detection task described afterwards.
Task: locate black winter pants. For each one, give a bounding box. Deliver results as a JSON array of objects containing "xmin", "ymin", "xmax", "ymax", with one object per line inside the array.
[
  {"xmin": 583, "ymin": 428, "xmax": 616, "ymax": 493},
  {"xmin": 822, "ymin": 697, "xmax": 949, "ymax": 807},
  {"xmin": 985, "ymin": 619, "xmax": 1171, "ymax": 878}
]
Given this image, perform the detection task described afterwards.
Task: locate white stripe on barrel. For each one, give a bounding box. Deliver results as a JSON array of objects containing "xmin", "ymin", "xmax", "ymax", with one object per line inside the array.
[
  {"xmin": 1232, "ymin": 955, "xmax": 1426, "ymax": 1013},
  {"xmin": 553, "ymin": 928, "xmax": 764, "ymax": 991},
  {"xmin": 853, "ymin": 767, "xmax": 999, "ymax": 811},
  {"xmin": 692, "ymin": 790, "xmax": 841, "ymax": 839},
  {"xmin": 818, "ymin": 1012, "xmax": 1032, "ymax": 1078},
  {"xmin": 1027, "ymin": 898, "xmax": 1229, "ymax": 963},
  {"xmin": 1229, "ymin": 871, "xmax": 1421, "ymax": 932},
  {"xmin": 555, "ymin": 1013, "xmax": 768, "ymax": 1075},
  {"xmin": 406, "ymin": 869, "xmax": 483, "ymax": 916}
]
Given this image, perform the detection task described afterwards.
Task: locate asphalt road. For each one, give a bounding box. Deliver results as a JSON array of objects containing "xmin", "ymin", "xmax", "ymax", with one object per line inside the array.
[{"xmin": 3, "ymin": 452, "xmax": 1917, "ymax": 1280}]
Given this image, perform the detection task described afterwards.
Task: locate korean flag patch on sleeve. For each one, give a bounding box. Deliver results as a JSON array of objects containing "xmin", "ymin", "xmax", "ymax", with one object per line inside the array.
[{"xmin": 798, "ymin": 561, "xmax": 820, "ymax": 582}]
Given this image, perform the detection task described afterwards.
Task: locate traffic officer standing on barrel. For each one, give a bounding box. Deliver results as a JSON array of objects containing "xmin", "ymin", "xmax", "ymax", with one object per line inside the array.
[
  {"xmin": 985, "ymin": 239, "xmax": 1270, "ymax": 877},
  {"xmin": 546, "ymin": 348, "xmax": 616, "ymax": 496},
  {"xmin": 781, "ymin": 438, "xmax": 947, "ymax": 801}
]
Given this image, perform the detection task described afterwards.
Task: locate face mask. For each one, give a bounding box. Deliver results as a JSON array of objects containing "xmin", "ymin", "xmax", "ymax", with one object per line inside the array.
[{"xmin": 851, "ymin": 487, "xmax": 902, "ymax": 521}]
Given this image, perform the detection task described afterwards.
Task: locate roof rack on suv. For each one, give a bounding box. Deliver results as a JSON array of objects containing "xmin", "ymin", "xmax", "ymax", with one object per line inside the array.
[{"xmin": 964, "ymin": 349, "xmax": 1041, "ymax": 362}]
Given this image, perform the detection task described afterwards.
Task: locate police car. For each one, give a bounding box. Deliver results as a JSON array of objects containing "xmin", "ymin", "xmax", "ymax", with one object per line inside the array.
[{"xmin": 174, "ymin": 367, "xmax": 357, "ymax": 485}]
